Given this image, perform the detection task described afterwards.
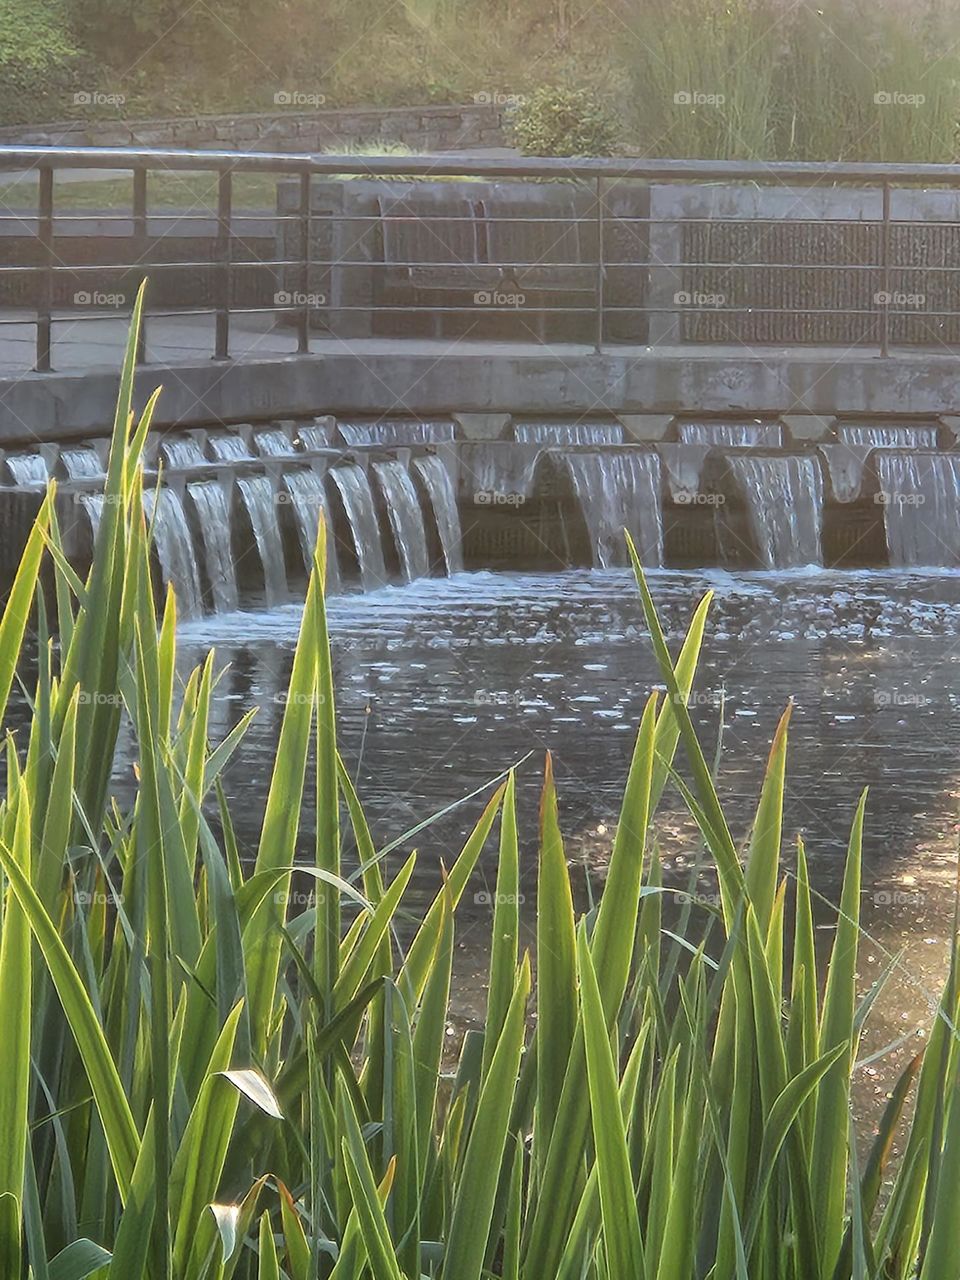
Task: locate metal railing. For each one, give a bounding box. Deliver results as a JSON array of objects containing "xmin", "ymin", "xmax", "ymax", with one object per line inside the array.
[{"xmin": 3, "ymin": 146, "xmax": 960, "ymax": 370}]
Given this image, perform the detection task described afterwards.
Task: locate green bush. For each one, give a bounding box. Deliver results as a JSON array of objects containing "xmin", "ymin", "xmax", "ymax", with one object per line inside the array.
[{"xmin": 511, "ymin": 84, "xmax": 620, "ymax": 156}]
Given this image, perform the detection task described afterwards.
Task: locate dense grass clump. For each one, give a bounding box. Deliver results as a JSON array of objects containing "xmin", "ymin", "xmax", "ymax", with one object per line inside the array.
[{"xmin": 2, "ymin": 290, "xmax": 960, "ymax": 1278}]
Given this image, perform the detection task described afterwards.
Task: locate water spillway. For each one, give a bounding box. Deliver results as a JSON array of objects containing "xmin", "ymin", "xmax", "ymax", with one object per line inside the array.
[
  {"xmin": 554, "ymin": 449, "xmax": 664, "ymax": 568},
  {"xmin": 14, "ymin": 410, "xmax": 960, "ymax": 620},
  {"xmin": 283, "ymin": 468, "xmax": 341, "ymax": 591},
  {"xmin": 678, "ymin": 420, "xmax": 783, "ymax": 448},
  {"xmin": 236, "ymin": 474, "xmax": 288, "ymax": 605},
  {"xmin": 328, "ymin": 465, "xmax": 389, "ymax": 591},
  {"xmin": 513, "ymin": 421, "xmax": 625, "ymax": 446},
  {"xmin": 413, "ymin": 456, "xmax": 464, "ymax": 574},
  {"xmin": 186, "ymin": 480, "xmax": 239, "ymax": 613},
  {"xmin": 373, "ymin": 460, "xmax": 431, "ymax": 581},
  {"xmin": 725, "ymin": 455, "xmax": 824, "ymax": 569},
  {"xmin": 875, "ymin": 452, "xmax": 960, "ymax": 566},
  {"xmin": 838, "ymin": 422, "xmax": 940, "ymax": 450},
  {"xmin": 142, "ymin": 487, "xmax": 204, "ymax": 617}
]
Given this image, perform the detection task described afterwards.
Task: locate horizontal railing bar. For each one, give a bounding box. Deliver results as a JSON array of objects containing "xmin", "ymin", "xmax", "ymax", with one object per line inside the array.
[{"xmin": 8, "ymin": 146, "xmax": 960, "ymax": 185}]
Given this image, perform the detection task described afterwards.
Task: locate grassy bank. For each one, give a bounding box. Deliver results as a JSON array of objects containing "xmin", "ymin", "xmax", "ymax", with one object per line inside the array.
[{"xmin": 1, "ymin": 291, "xmax": 959, "ymax": 1277}]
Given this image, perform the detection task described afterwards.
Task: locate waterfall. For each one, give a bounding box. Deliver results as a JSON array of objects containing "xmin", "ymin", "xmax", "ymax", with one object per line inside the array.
[
  {"xmin": 514, "ymin": 421, "xmax": 623, "ymax": 446},
  {"xmin": 373, "ymin": 460, "xmax": 431, "ymax": 581},
  {"xmin": 208, "ymin": 434, "xmax": 252, "ymax": 462},
  {"xmin": 298, "ymin": 424, "xmax": 332, "ymax": 452},
  {"xmin": 255, "ymin": 429, "xmax": 296, "ymax": 457},
  {"xmin": 5, "ymin": 453, "xmax": 48, "ymax": 485},
  {"xmin": 558, "ymin": 450, "xmax": 664, "ymax": 568},
  {"xmin": 838, "ymin": 422, "xmax": 939, "ymax": 450},
  {"xmin": 237, "ymin": 475, "xmax": 288, "ymax": 605},
  {"xmin": 727, "ymin": 455, "xmax": 823, "ymax": 569},
  {"xmin": 283, "ymin": 469, "xmax": 341, "ymax": 592},
  {"xmin": 187, "ymin": 480, "xmax": 239, "ymax": 612},
  {"xmin": 81, "ymin": 493, "xmax": 105, "ymax": 541},
  {"xmin": 338, "ymin": 420, "xmax": 456, "ymax": 447},
  {"xmin": 60, "ymin": 447, "xmax": 103, "ymax": 479},
  {"xmin": 160, "ymin": 436, "xmax": 207, "ymax": 469},
  {"xmin": 678, "ymin": 421, "xmax": 783, "ymax": 448},
  {"xmin": 875, "ymin": 452, "xmax": 960, "ymax": 566},
  {"xmin": 328, "ymin": 465, "xmax": 388, "ymax": 590},
  {"xmin": 413, "ymin": 456, "xmax": 464, "ymax": 574},
  {"xmin": 142, "ymin": 488, "xmax": 204, "ymax": 616}
]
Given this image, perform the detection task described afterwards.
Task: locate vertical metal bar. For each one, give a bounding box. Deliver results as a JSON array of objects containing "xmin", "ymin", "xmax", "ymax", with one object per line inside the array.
[
  {"xmin": 880, "ymin": 181, "xmax": 891, "ymax": 358},
  {"xmin": 132, "ymin": 167, "xmax": 148, "ymax": 363},
  {"xmin": 595, "ymin": 175, "xmax": 605, "ymax": 353},
  {"xmin": 298, "ymin": 171, "xmax": 311, "ymax": 355},
  {"xmin": 214, "ymin": 169, "xmax": 232, "ymax": 361},
  {"xmin": 36, "ymin": 165, "xmax": 53, "ymax": 372}
]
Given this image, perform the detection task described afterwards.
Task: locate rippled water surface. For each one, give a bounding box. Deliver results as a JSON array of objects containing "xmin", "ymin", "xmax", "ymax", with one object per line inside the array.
[{"xmin": 178, "ymin": 568, "xmax": 960, "ymax": 1075}]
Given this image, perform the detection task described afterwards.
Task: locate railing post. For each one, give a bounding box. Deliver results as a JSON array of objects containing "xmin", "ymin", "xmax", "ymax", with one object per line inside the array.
[
  {"xmin": 595, "ymin": 174, "xmax": 605, "ymax": 353},
  {"xmin": 298, "ymin": 171, "xmax": 311, "ymax": 355},
  {"xmin": 132, "ymin": 167, "xmax": 148, "ymax": 363},
  {"xmin": 35, "ymin": 165, "xmax": 53, "ymax": 372},
  {"xmin": 214, "ymin": 169, "xmax": 232, "ymax": 361},
  {"xmin": 880, "ymin": 181, "xmax": 891, "ymax": 358}
]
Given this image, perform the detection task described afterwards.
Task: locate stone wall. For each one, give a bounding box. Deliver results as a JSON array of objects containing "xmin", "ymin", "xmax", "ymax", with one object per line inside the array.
[{"xmin": 0, "ymin": 102, "xmax": 509, "ymax": 153}]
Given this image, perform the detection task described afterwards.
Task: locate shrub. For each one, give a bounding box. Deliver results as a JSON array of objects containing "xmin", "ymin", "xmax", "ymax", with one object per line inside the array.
[{"xmin": 511, "ymin": 84, "xmax": 620, "ymax": 156}]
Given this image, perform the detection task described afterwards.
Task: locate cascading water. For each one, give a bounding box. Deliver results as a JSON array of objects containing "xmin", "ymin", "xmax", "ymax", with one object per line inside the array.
[
  {"xmin": 513, "ymin": 421, "xmax": 624, "ymax": 446},
  {"xmin": 679, "ymin": 421, "xmax": 783, "ymax": 448},
  {"xmin": 373, "ymin": 460, "xmax": 431, "ymax": 581},
  {"xmin": 727, "ymin": 455, "xmax": 824, "ymax": 569},
  {"xmin": 875, "ymin": 452, "xmax": 960, "ymax": 566},
  {"xmin": 329, "ymin": 466, "xmax": 388, "ymax": 590},
  {"xmin": 160, "ymin": 436, "xmax": 207, "ymax": 470},
  {"xmin": 838, "ymin": 423, "xmax": 940, "ymax": 450},
  {"xmin": 413, "ymin": 456, "xmax": 464, "ymax": 574},
  {"xmin": 283, "ymin": 469, "xmax": 341, "ymax": 592},
  {"xmin": 338, "ymin": 420, "xmax": 456, "ymax": 447},
  {"xmin": 254, "ymin": 430, "xmax": 297, "ymax": 457},
  {"xmin": 208, "ymin": 435, "xmax": 252, "ymax": 462},
  {"xmin": 557, "ymin": 450, "xmax": 664, "ymax": 568},
  {"xmin": 5, "ymin": 453, "xmax": 48, "ymax": 485},
  {"xmin": 142, "ymin": 487, "xmax": 204, "ymax": 617},
  {"xmin": 60, "ymin": 447, "xmax": 103, "ymax": 479},
  {"xmin": 236, "ymin": 475, "xmax": 288, "ymax": 605},
  {"xmin": 298, "ymin": 425, "xmax": 332, "ymax": 452},
  {"xmin": 81, "ymin": 493, "xmax": 105, "ymax": 541},
  {"xmin": 187, "ymin": 480, "xmax": 239, "ymax": 612}
]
